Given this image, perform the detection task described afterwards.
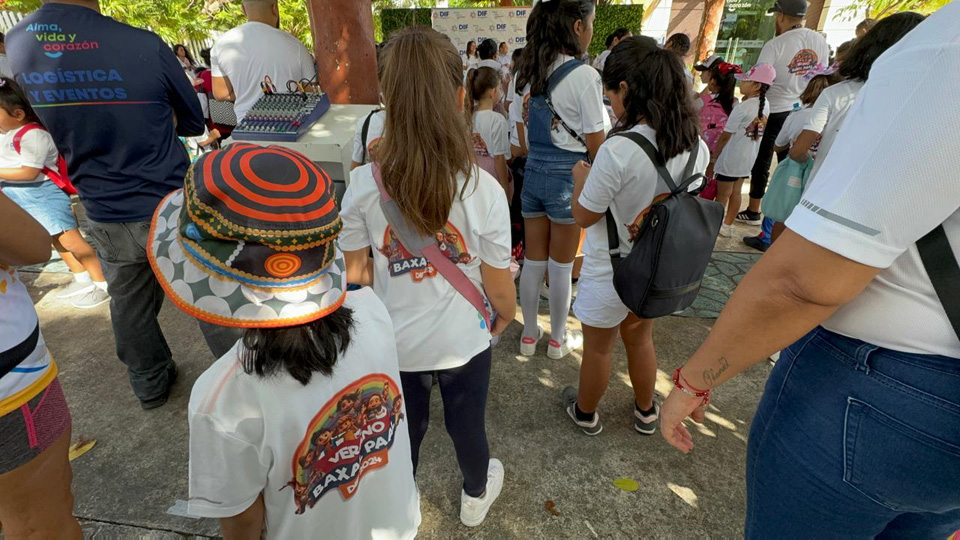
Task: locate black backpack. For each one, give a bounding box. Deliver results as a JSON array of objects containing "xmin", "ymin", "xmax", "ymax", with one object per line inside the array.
[{"xmin": 606, "ymin": 132, "xmax": 723, "ymax": 319}]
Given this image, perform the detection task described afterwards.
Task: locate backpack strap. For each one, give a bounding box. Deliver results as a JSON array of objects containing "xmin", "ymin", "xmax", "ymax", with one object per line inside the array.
[
  {"xmin": 371, "ymin": 163, "xmax": 492, "ymax": 330},
  {"xmin": 917, "ymin": 224, "xmax": 960, "ymax": 342},
  {"xmin": 614, "ymin": 132, "xmax": 703, "ymax": 194},
  {"xmin": 13, "ymin": 123, "xmax": 44, "ymax": 154},
  {"xmin": 360, "ymin": 108, "xmax": 381, "ymax": 165}
]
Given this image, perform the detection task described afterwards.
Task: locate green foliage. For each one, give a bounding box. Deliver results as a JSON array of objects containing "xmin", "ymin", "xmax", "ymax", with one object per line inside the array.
[
  {"xmin": 838, "ymin": 0, "xmax": 949, "ymax": 19},
  {"xmin": 378, "ymin": 8, "xmax": 431, "ymax": 42},
  {"xmin": 590, "ymin": 4, "xmax": 644, "ymax": 57},
  {"xmin": 1, "ymin": 0, "xmax": 313, "ymax": 47}
]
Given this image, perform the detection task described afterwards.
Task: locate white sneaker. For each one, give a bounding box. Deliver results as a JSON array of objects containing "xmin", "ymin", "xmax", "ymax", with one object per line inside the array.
[
  {"xmin": 539, "ymin": 282, "xmax": 550, "ymax": 301},
  {"xmin": 547, "ymin": 330, "xmax": 583, "ymax": 360},
  {"xmin": 55, "ymin": 280, "xmax": 95, "ymax": 299},
  {"xmin": 519, "ymin": 325, "xmax": 544, "ymax": 357},
  {"xmin": 460, "ymin": 459, "xmax": 505, "ymax": 527},
  {"xmin": 719, "ymin": 224, "xmax": 734, "ymax": 238},
  {"xmin": 71, "ymin": 287, "xmax": 110, "ymax": 309},
  {"xmin": 769, "ymin": 350, "xmax": 781, "ymax": 364}
]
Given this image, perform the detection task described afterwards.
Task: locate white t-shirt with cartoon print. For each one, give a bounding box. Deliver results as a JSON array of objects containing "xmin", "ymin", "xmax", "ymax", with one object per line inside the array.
[
  {"xmin": 187, "ymin": 288, "xmax": 420, "ymax": 540},
  {"xmin": 351, "ymin": 109, "xmax": 385, "ymax": 166},
  {"xmin": 339, "ymin": 165, "xmax": 511, "ymax": 372},
  {"xmin": 756, "ymin": 27, "xmax": 830, "ymax": 113},
  {"xmin": 0, "ymin": 127, "xmax": 60, "ymax": 183},
  {"xmin": 516, "ymin": 54, "xmax": 611, "ymax": 153},
  {"xmin": 803, "ymin": 80, "xmax": 865, "ymax": 184},
  {"xmin": 471, "ymin": 110, "xmax": 510, "ymax": 160},
  {"xmin": 714, "ymin": 96, "xmax": 770, "ymax": 178},
  {"xmin": 578, "ymin": 125, "xmax": 710, "ymax": 280}
]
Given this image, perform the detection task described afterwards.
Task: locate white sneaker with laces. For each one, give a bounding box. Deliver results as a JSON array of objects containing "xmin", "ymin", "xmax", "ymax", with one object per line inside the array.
[
  {"xmin": 71, "ymin": 287, "xmax": 110, "ymax": 309},
  {"xmin": 547, "ymin": 330, "xmax": 584, "ymax": 360},
  {"xmin": 719, "ymin": 224, "xmax": 734, "ymax": 238},
  {"xmin": 519, "ymin": 325, "xmax": 543, "ymax": 357},
  {"xmin": 460, "ymin": 458, "xmax": 504, "ymax": 527}
]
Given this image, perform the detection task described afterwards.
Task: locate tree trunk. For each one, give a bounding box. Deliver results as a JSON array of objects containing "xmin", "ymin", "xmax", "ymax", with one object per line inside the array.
[
  {"xmin": 695, "ymin": 0, "xmax": 726, "ymax": 63},
  {"xmin": 306, "ymin": 0, "xmax": 379, "ymax": 105},
  {"xmin": 500, "ymin": 0, "xmax": 515, "ymax": 6},
  {"xmin": 805, "ymin": 0, "xmax": 826, "ymax": 29}
]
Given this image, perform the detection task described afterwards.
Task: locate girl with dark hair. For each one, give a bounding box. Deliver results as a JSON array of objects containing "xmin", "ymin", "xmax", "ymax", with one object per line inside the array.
[
  {"xmin": 463, "ymin": 39, "xmax": 479, "ymax": 71},
  {"xmin": 467, "ymin": 66, "xmax": 511, "ymax": 194},
  {"xmin": 790, "ymin": 12, "xmax": 925, "ymax": 184},
  {"xmin": 340, "ymin": 26, "xmax": 516, "ymax": 528},
  {"xmin": 161, "ymin": 145, "xmax": 420, "ymax": 538},
  {"xmin": 760, "ymin": 68, "xmax": 842, "ymax": 244},
  {"xmin": 0, "ymin": 77, "xmax": 109, "ymax": 308},
  {"xmin": 711, "ymin": 63, "xmax": 775, "ymax": 238},
  {"xmin": 515, "ymin": 0, "xmax": 608, "ymax": 361},
  {"xmin": 173, "ymin": 44, "xmax": 196, "ymax": 70},
  {"xmin": 565, "ymin": 37, "xmax": 710, "ymax": 436},
  {"xmin": 592, "ymin": 27, "xmax": 632, "ymax": 71},
  {"xmin": 698, "ymin": 61, "xmax": 741, "ymax": 200}
]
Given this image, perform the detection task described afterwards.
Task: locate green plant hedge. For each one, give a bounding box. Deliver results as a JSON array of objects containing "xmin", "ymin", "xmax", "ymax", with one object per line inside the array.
[
  {"xmin": 379, "ymin": 8, "xmax": 432, "ymax": 42},
  {"xmin": 590, "ymin": 5, "xmax": 644, "ymax": 57}
]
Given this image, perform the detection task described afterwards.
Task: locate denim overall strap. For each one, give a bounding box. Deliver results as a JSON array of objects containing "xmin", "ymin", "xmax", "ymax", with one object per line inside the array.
[{"xmin": 528, "ymin": 59, "xmax": 586, "ymax": 156}]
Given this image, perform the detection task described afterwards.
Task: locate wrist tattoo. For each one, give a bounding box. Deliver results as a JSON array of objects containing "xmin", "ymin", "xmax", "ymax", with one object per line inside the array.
[{"xmin": 702, "ymin": 357, "xmax": 730, "ymax": 387}]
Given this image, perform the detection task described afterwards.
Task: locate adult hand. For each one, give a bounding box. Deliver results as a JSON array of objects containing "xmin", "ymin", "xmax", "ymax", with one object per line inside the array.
[
  {"xmin": 572, "ymin": 160, "xmax": 591, "ymax": 189},
  {"xmin": 660, "ymin": 386, "xmax": 707, "ymax": 454}
]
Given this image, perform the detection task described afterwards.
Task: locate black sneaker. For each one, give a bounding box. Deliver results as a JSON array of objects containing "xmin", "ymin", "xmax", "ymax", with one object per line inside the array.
[
  {"xmin": 743, "ymin": 235, "xmax": 769, "ymax": 252},
  {"xmin": 736, "ymin": 210, "xmax": 763, "ymax": 226},
  {"xmin": 634, "ymin": 401, "xmax": 660, "ymax": 435},
  {"xmin": 562, "ymin": 387, "xmax": 602, "ymax": 436},
  {"xmin": 141, "ymin": 363, "xmax": 179, "ymax": 410}
]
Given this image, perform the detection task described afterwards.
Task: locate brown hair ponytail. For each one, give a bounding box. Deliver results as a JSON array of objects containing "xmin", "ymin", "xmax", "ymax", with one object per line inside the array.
[
  {"xmin": 465, "ymin": 66, "xmax": 500, "ymax": 126},
  {"xmin": 378, "ymin": 26, "xmax": 474, "ymax": 237}
]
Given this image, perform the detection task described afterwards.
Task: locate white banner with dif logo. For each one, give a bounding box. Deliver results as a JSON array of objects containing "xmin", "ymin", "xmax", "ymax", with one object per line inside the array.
[{"xmin": 430, "ymin": 7, "xmax": 531, "ymax": 59}]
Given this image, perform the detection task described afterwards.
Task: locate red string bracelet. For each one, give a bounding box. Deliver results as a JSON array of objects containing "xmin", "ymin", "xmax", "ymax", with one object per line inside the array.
[{"xmin": 673, "ymin": 367, "xmax": 711, "ymax": 404}]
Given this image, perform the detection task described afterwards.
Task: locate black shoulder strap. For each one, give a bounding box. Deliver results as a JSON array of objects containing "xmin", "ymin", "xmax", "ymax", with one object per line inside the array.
[
  {"xmin": 614, "ymin": 132, "xmax": 703, "ymax": 195},
  {"xmin": 360, "ymin": 108, "xmax": 381, "ymax": 164},
  {"xmin": 542, "ymin": 59, "xmax": 589, "ymax": 151},
  {"xmin": 917, "ymin": 224, "xmax": 960, "ymax": 341}
]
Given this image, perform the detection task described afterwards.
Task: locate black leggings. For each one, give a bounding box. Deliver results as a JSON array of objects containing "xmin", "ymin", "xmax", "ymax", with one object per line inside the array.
[
  {"xmin": 749, "ymin": 110, "xmax": 792, "ymax": 200},
  {"xmin": 400, "ymin": 347, "xmax": 492, "ymax": 497}
]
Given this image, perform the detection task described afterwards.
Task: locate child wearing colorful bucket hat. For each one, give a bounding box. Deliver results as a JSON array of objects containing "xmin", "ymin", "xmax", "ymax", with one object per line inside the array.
[
  {"xmin": 148, "ymin": 143, "xmax": 420, "ymax": 539},
  {"xmin": 710, "ymin": 62, "xmax": 775, "ymax": 238}
]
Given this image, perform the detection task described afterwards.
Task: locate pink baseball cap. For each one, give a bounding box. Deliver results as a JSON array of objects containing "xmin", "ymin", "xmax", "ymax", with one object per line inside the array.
[{"xmin": 735, "ymin": 63, "xmax": 777, "ymax": 86}]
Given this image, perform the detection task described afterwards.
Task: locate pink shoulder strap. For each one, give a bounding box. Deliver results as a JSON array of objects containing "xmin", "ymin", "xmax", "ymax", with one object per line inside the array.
[{"xmin": 371, "ymin": 163, "xmax": 492, "ymax": 330}]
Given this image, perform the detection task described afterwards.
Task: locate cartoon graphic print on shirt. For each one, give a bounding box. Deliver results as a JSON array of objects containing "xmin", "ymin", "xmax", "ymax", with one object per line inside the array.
[
  {"xmin": 787, "ymin": 49, "xmax": 820, "ymax": 76},
  {"xmin": 625, "ymin": 193, "xmax": 670, "ymax": 242},
  {"xmin": 746, "ymin": 117, "xmax": 767, "ymax": 140},
  {"xmin": 286, "ymin": 374, "xmax": 405, "ymax": 515},
  {"xmin": 471, "ymin": 133, "xmax": 492, "ymax": 158},
  {"xmin": 379, "ymin": 222, "xmax": 474, "ymax": 282}
]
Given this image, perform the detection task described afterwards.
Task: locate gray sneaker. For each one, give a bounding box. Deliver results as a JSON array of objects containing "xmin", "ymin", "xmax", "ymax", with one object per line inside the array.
[
  {"xmin": 634, "ymin": 401, "xmax": 660, "ymax": 435},
  {"xmin": 562, "ymin": 386, "xmax": 602, "ymax": 436},
  {"xmin": 55, "ymin": 280, "xmax": 95, "ymax": 299},
  {"xmin": 71, "ymin": 287, "xmax": 110, "ymax": 309}
]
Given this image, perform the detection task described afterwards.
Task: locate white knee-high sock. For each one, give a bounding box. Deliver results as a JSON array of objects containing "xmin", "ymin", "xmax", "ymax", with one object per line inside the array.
[
  {"xmin": 519, "ymin": 259, "xmax": 547, "ymax": 339},
  {"xmin": 547, "ymin": 258, "xmax": 574, "ymax": 343}
]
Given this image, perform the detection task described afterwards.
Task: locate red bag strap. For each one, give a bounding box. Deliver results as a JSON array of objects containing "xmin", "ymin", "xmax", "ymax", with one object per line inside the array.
[
  {"xmin": 371, "ymin": 163, "xmax": 492, "ymax": 330},
  {"xmin": 12, "ymin": 123, "xmax": 44, "ymax": 154}
]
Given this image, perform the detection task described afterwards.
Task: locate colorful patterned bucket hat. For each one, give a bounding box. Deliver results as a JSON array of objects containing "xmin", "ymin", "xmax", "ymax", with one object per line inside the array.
[{"xmin": 147, "ymin": 143, "xmax": 346, "ymax": 328}]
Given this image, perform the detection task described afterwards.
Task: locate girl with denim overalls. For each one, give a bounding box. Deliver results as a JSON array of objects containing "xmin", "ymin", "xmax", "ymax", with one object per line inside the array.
[{"xmin": 514, "ymin": 0, "xmax": 609, "ymax": 361}]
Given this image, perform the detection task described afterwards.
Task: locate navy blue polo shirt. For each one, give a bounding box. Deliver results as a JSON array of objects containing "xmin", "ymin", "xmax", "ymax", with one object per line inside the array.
[{"xmin": 7, "ymin": 3, "xmax": 205, "ymax": 223}]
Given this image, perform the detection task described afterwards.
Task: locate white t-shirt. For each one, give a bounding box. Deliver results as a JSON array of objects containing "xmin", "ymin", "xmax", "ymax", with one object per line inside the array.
[
  {"xmin": 0, "ymin": 263, "xmax": 55, "ymax": 416},
  {"xmin": 499, "ymin": 55, "xmax": 512, "ymax": 74},
  {"xmin": 579, "ymin": 125, "xmax": 710, "ymax": 280},
  {"xmin": 0, "ymin": 127, "xmax": 60, "ymax": 182},
  {"xmin": 507, "ymin": 77, "xmax": 523, "ymax": 147},
  {"xmin": 787, "ymin": 1, "xmax": 960, "ymax": 358},
  {"xmin": 187, "ymin": 289, "xmax": 420, "ymax": 539},
  {"xmin": 471, "ymin": 110, "xmax": 510, "ymax": 159},
  {"xmin": 462, "ymin": 54, "xmax": 479, "ymax": 70},
  {"xmin": 592, "ymin": 49, "xmax": 611, "ymax": 71},
  {"xmin": 757, "ymin": 28, "xmax": 830, "ymax": 113},
  {"xmin": 351, "ymin": 109, "xmax": 385, "ymax": 165},
  {"xmin": 211, "ymin": 22, "xmax": 316, "ymax": 123},
  {"xmin": 339, "ymin": 165, "xmax": 512, "ymax": 372},
  {"xmin": 803, "ymin": 80, "xmax": 865, "ymax": 184},
  {"xmin": 714, "ymin": 97, "xmax": 770, "ymax": 178},
  {"xmin": 774, "ymin": 106, "xmax": 813, "ymax": 150},
  {"xmin": 476, "ymin": 59, "xmax": 501, "ymax": 72},
  {"xmin": 517, "ymin": 55, "xmax": 611, "ymax": 153}
]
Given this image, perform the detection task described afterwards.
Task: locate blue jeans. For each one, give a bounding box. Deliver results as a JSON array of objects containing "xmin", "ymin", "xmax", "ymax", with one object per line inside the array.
[{"xmin": 747, "ymin": 327, "xmax": 960, "ymax": 538}]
